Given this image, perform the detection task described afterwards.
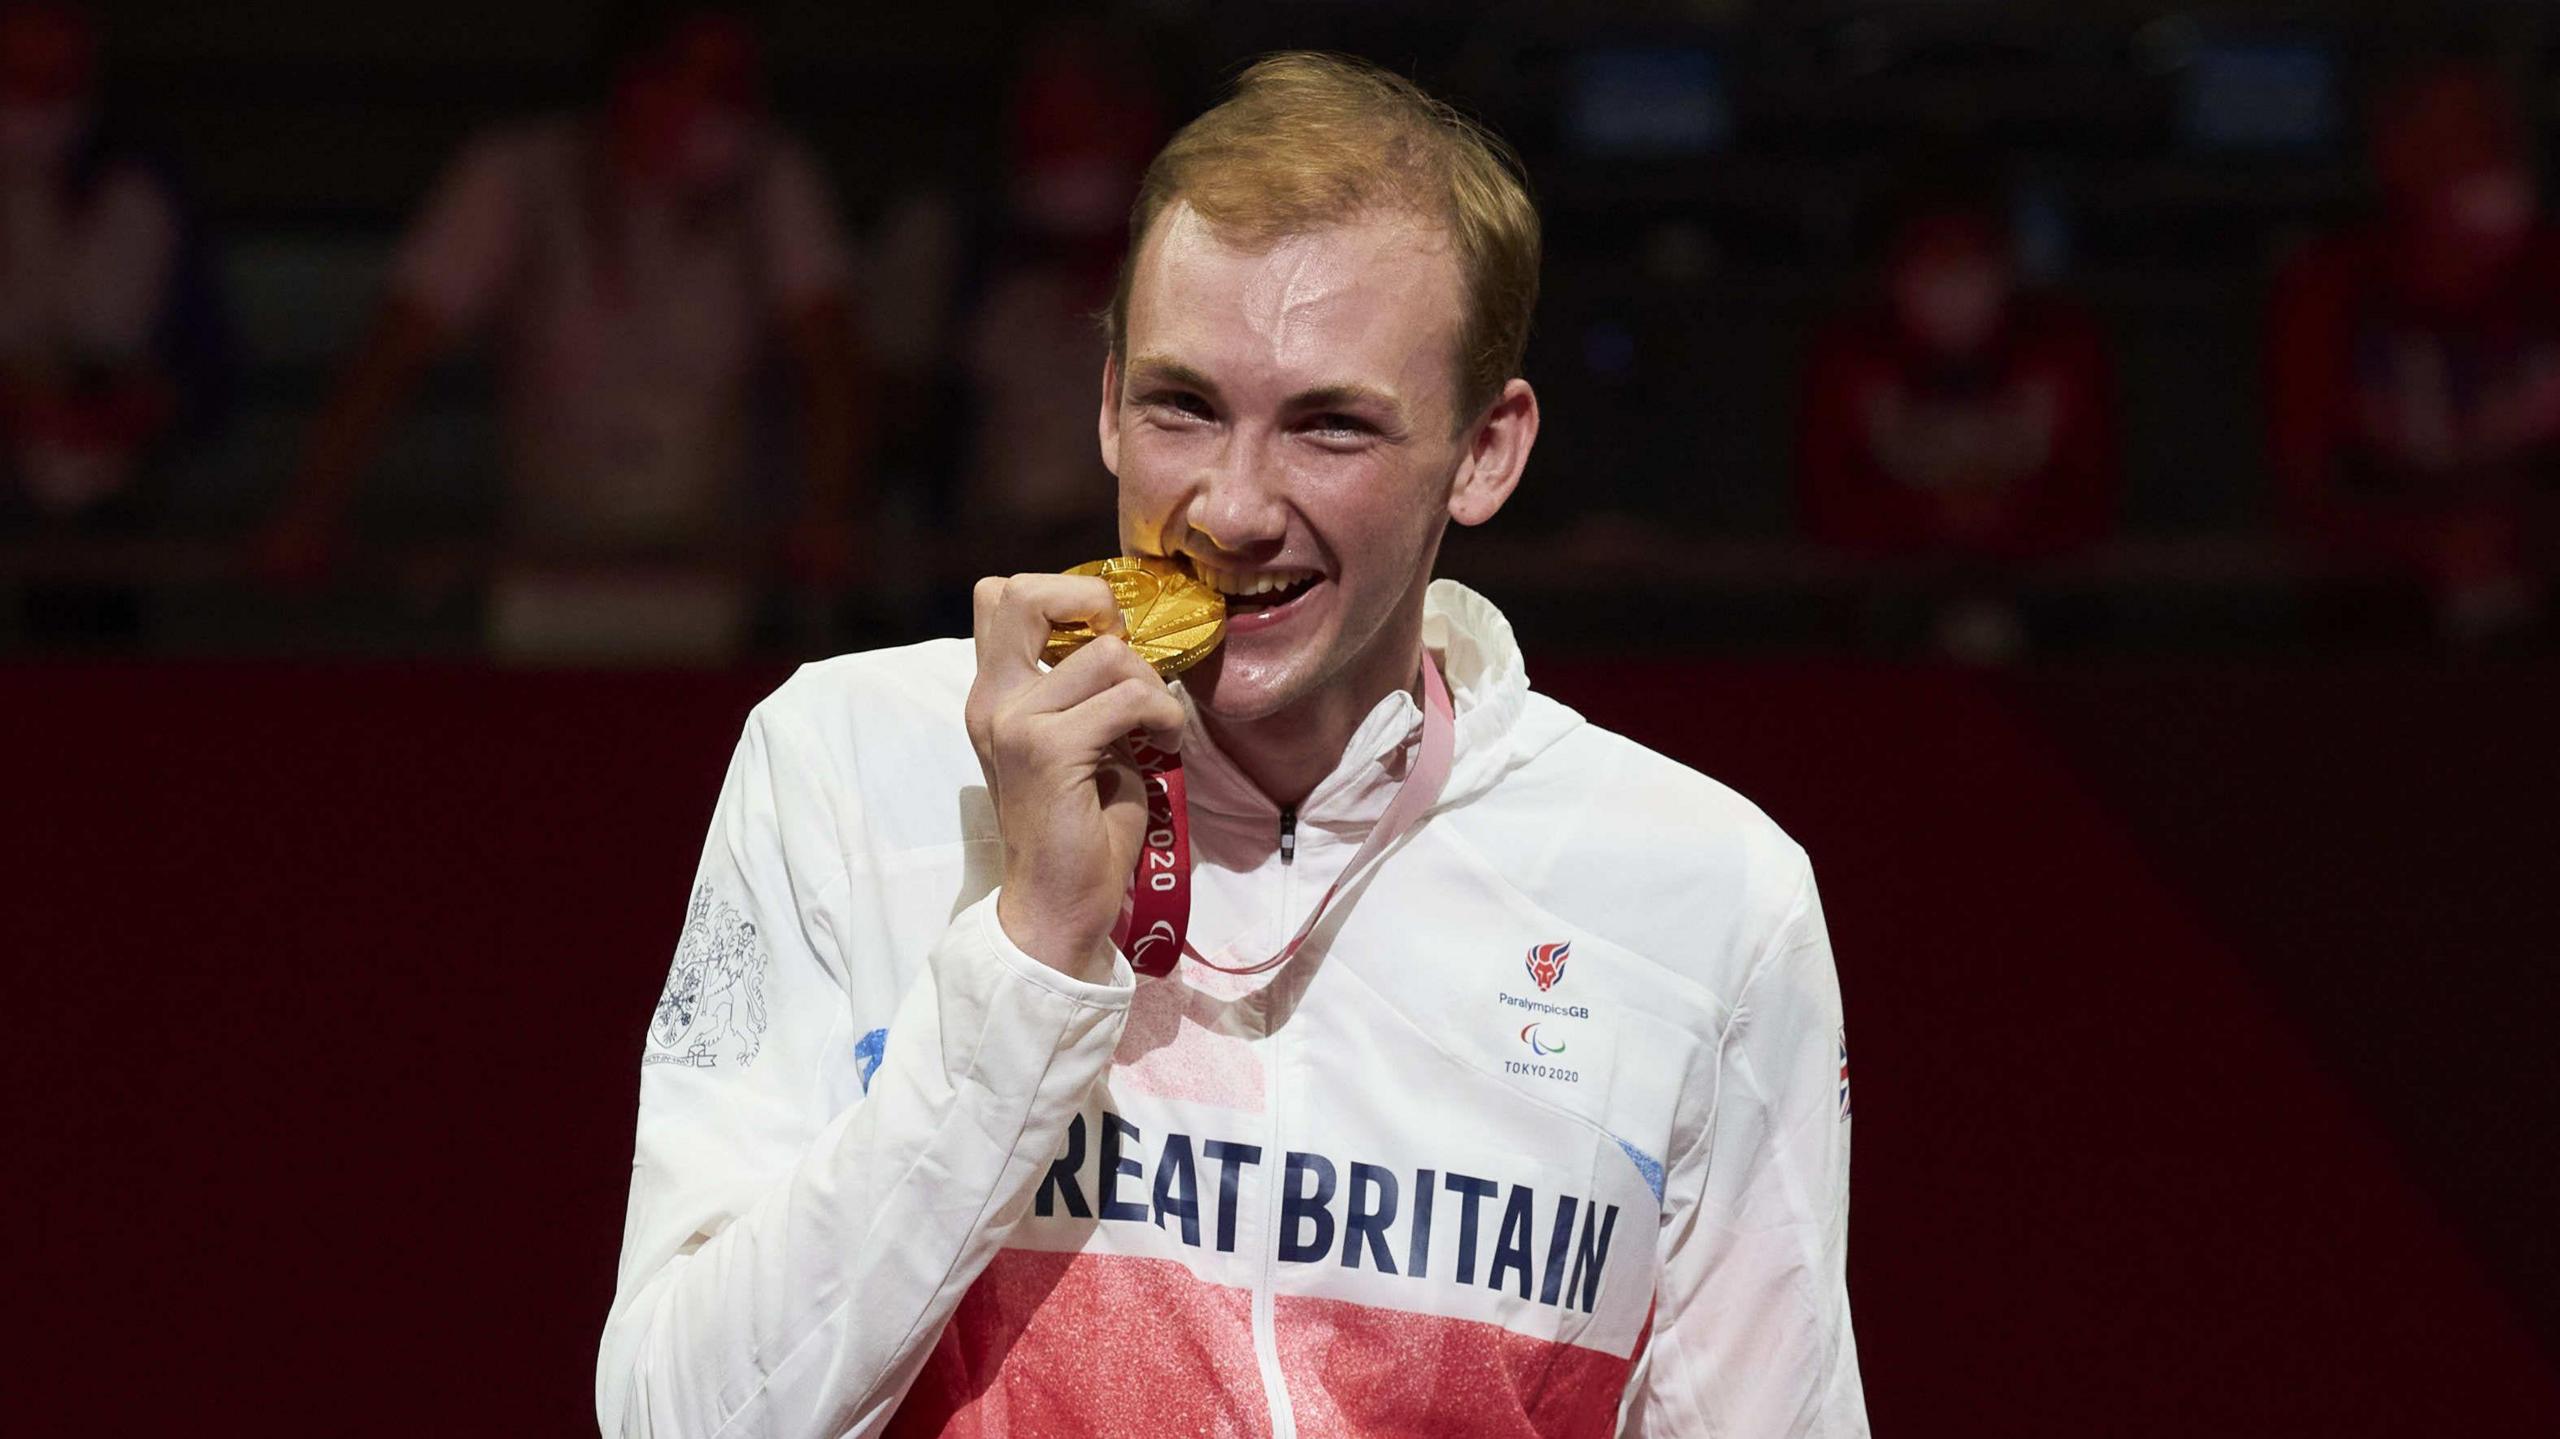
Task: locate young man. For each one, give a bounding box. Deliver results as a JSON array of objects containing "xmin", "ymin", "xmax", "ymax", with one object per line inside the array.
[{"xmin": 601, "ymin": 54, "xmax": 1865, "ymax": 1438}]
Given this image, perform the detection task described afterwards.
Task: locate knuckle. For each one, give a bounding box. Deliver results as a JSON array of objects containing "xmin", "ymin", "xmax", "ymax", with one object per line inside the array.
[
  {"xmin": 989, "ymin": 723, "xmax": 1033, "ymax": 767},
  {"xmin": 990, "ymin": 700, "xmax": 1048, "ymax": 751}
]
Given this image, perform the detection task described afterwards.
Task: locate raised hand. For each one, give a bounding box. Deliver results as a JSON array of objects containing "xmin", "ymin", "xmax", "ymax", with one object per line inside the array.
[{"xmin": 964, "ymin": 573, "xmax": 1186, "ymax": 980}]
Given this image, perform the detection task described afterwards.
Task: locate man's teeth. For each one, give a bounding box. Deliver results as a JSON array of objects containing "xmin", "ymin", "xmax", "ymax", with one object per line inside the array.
[{"xmin": 1194, "ymin": 564, "xmax": 1318, "ymax": 598}]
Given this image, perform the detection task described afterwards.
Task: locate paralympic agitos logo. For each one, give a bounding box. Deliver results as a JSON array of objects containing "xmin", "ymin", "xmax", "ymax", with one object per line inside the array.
[{"xmin": 1519, "ymin": 1022, "xmax": 1567, "ymax": 1056}]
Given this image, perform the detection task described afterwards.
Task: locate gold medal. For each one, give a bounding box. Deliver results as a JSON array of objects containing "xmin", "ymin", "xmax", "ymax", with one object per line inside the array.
[{"xmin": 1043, "ymin": 555, "xmax": 1226, "ymax": 678}]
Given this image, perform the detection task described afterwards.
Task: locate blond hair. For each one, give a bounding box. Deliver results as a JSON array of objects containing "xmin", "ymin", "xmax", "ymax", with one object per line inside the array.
[{"xmin": 1105, "ymin": 51, "xmax": 1540, "ymax": 426}]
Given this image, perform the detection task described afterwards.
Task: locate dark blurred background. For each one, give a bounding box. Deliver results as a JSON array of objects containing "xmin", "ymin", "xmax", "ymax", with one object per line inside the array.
[{"xmin": 9, "ymin": 0, "xmax": 2558, "ymax": 1433}]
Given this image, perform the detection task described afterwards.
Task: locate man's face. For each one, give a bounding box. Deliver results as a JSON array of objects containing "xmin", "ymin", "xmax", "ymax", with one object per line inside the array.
[{"xmin": 1103, "ymin": 203, "xmax": 1479, "ymax": 723}]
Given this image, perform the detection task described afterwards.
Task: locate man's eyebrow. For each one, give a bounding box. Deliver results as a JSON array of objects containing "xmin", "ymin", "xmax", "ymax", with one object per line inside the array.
[
  {"xmin": 1124, "ymin": 354, "xmax": 1220, "ymax": 395},
  {"xmin": 1124, "ymin": 356, "xmax": 1409, "ymax": 423},
  {"xmin": 1288, "ymin": 382, "xmax": 1405, "ymax": 418}
]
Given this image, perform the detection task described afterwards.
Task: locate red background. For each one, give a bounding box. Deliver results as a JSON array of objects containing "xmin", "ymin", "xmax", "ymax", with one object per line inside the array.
[{"xmin": 13, "ymin": 656, "xmax": 2557, "ymax": 1433}]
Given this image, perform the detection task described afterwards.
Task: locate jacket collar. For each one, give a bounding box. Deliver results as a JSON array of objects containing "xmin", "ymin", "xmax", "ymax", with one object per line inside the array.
[{"xmin": 1175, "ymin": 580, "xmax": 1547, "ymax": 829}]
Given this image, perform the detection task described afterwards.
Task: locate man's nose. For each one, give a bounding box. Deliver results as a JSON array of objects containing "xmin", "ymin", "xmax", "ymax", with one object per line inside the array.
[{"xmin": 1186, "ymin": 433, "xmax": 1289, "ymax": 555}]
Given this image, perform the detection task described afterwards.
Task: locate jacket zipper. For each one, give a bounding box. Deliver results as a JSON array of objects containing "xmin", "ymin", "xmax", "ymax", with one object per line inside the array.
[{"xmin": 1251, "ymin": 805, "xmax": 1298, "ymax": 1435}]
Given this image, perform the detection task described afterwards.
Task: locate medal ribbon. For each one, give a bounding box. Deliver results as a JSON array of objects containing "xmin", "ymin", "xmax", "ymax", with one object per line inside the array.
[
  {"xmin": 1112, "ymin": 653, "xmax": 1456, "ymax": 978},
  {"xmin": 1114, "ymin": 735, "xmax": 1192, "ymax": 977}
]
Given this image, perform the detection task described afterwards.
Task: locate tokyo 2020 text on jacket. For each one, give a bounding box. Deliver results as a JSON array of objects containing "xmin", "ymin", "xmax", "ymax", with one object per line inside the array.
[{"xmin": 599, "ymin": 581, "xmax": 1867, "ymax": 1438}]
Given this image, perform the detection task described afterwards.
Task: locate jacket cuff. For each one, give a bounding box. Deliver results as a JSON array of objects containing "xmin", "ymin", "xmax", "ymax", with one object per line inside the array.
[{"xmin": 974, "ymin": 891, "xmax": 1136, "ymax": 1009}]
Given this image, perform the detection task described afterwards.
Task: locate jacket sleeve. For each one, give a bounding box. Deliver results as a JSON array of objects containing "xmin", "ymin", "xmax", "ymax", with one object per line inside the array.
[
  {"xmin": 1623, "ymin": 863, "xmax": 1867, "ymax": 1437},
  {"xmin": 597, "ymin": 701, "xmax": 1134, "ymax": 1438}
]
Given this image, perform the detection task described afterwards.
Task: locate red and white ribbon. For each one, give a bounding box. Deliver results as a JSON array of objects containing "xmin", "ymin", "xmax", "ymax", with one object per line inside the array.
[
  {"xmin": 1111, "ymin": 653, "xmax": 1456, "ymax": 979},
  {"xmin": 1114, "ymin": 735, "xmax": 1192, "ymax": 977}
]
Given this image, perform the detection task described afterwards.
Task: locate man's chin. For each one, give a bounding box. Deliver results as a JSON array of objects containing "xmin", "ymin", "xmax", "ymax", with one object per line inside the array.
[{"xmin": 1180, "ymin": 647, "xmax": 1311, "ymax": 726}]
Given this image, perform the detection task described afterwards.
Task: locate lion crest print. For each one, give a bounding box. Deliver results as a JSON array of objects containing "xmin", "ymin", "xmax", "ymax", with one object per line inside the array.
[{"xmin": 648, "ymin": 885, "xmax": 770, "ymax": 1069}]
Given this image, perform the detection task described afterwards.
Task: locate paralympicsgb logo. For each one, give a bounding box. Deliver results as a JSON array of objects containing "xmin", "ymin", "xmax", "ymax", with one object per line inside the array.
[{"xmin": 1524, "ymin": 940, "xmax": 1571, "ymax": 992}]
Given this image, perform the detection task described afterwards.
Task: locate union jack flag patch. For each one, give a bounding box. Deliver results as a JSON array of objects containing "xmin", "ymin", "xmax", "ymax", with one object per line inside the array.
[
  {"xmin": 1838, "ymin": 1028, "xmax": 1852, "ymax": 1121},
  {"xmin": 1524, "ymin": 941, "xmax": 1571, "ymax": 992}
]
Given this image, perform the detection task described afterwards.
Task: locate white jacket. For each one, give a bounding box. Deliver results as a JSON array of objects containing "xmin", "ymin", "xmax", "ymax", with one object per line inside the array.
[{"xmin": 599, "ymin": 581, "xmax": 1865, "ymax": 1438}]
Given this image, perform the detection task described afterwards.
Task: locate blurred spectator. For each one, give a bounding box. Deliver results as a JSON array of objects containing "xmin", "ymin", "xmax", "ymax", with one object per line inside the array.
[
  {"xmin": 955, "ymin": 23, "xmax": 1160, "ymax": 567},
  {"xmin": 259, "ymin": 2, "xmax": 866, "ymax": 661},
  {"xmin": 0, "ymin": 0, "xmax": 231, "ymax": 640},
  {"xmin": 2268, "ymin": 61, "xmax": 2558, "ymax": 646},
  {"xmin": 1797, "ymin": 172, "xmax": 2117, "ymax": 660}
]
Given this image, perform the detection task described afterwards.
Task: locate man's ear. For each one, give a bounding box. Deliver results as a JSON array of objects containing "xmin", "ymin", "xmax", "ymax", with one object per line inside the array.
[
  {"xmin": 1448, "ymin": 378, "xmax": 1539, "ymax": 527},
  {"xmin": 1098, "ymin": 349, "xmax": 1124, "ymax": 478}
]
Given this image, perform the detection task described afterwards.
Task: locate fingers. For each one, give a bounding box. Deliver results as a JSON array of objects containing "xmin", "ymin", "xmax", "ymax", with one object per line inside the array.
[
  {"xmin": 979, "ymin": 668, "xmax": 1182, "ymax": 808},
  {"xmin": 992, "ymin": 635, "xmax": 1185, "ymax": 759},
  {"xmin": 967, "ymin": 576, "xmax": 1177, "ymax": 788},
  {"xmin": 1025, "ymin": 631, "xmax": 1156, "ymax": 712},
  {"xmin": 972, "ymin": 572, "xmax": 1124, "ymax": 683},
  {"xmin": 1037, "ymin": 674, "xmax": 1189, "ymax": 761}
]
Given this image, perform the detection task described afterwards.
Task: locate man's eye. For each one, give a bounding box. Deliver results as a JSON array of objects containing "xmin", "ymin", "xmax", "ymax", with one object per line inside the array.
[
  {"xmin": 1151, "ymin": 392, "xmax": 1212, "ymax": 420},
  {"xmin": 1308, "ymin": 413, "xmax": 1374, "ymax": 438}
]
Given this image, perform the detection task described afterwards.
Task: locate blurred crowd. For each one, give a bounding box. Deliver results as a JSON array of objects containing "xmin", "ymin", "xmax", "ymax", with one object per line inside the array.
[{"xmin": 3, "ymin": 1, "xmax": 2556, "ymax": 662}]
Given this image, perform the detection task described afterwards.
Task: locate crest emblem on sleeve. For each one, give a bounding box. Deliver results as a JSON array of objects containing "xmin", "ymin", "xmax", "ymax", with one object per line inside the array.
[
  {"xmin": 647, "ymin": 885, "xmax": 770, "ymax": 1069},
  {"xmin": 1524, "ymin": 941, "xmax": 1571, "ymax": 992}
]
